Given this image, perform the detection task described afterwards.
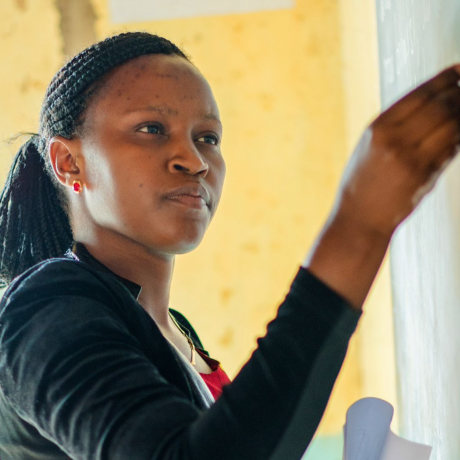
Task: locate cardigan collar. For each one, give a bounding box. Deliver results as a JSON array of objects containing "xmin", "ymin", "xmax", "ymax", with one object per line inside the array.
[
  {"xmin": 65, "ymin": 242, "xmax": 142, "ymax": 300},
  {"xmin": 64, "ymin": 243, "xmax": 214, "ymax": 408}
]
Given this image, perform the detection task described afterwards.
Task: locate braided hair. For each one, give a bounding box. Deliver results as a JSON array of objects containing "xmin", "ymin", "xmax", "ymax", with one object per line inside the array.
[{"xmin": 0, "ymin": 32, "xmax": 188, "ymax": 287}]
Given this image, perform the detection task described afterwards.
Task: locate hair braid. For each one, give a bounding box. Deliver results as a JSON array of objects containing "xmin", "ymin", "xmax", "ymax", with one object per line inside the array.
[
  {"xmin": 39, "ymin": 33, "xmax": 188, "ymax": 148},
  {"xmin": 0, "ymin": 32, "xmax": 189, "ymax": 286},
  {"xmin": 0, "ymin": 138, "xmax": 72, "ymax": 286}
]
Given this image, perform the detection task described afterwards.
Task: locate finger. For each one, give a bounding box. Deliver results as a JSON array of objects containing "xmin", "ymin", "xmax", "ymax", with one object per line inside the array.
[
  {"xmin": 397, "ymin": 85, "xmax": 460, "ymax": 144},
  {"xmin": 379, "ymin": 66, "xmax": 460, "ymax": 124},
  {"xmin": 420, "ymin": 144, "xmax": 459, "ymax": 185},
  {"xmin": 410, "ymin": 155, "xmax": 453, "ymax": 208},
  {"xmin": 418, "ymin": 65, "xmax": 460, "ymax": 95},
  {"xmin": 418, "ymin": 118, "xmax": 460, "ymax": 160}
]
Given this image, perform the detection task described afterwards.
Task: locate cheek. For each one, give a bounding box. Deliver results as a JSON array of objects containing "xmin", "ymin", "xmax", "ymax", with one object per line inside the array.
[
  {"xmin": 83, "ymin": 147, "xmax": 145, "ymax": 226},
  {"xmin": 85, "ymin": 146, "xmax": 121, "ymax": 199}
]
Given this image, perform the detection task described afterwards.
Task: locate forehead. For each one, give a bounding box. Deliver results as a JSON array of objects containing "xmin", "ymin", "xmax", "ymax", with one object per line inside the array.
[{"xmin": 91, "ymin": 54, "xmax": 218, "ymax": 115}]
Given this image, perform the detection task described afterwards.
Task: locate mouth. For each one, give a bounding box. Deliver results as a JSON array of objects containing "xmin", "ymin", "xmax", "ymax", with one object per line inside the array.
[{"xmin": 163, "ymin": 183, "xmax": 210, "ymax": 210}]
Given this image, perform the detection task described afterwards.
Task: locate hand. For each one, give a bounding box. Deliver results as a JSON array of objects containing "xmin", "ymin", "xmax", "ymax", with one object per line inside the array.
[
  {"xmin": 304, "ymin": 65, "xmax": 460, "ymax": 308},
  {"xmin": 337, "ymin": 65, "xmax": 460, "ymax": 238}
]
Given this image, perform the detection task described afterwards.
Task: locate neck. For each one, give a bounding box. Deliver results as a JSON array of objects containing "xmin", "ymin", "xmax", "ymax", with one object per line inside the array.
[{"xmin": 75, "ymin": 230, "xmax": 175, "ymax": 328}]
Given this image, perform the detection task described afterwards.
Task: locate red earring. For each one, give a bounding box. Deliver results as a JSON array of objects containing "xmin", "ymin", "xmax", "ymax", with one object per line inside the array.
[{"xmin": 72, "ymin": 180, "xmax": 82, "ymax": 194}]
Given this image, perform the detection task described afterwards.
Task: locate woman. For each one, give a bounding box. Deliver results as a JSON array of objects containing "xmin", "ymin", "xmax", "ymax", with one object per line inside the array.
[{"xmin": 0, "ymin": 32, "xmax": 458, "ymax": 460}]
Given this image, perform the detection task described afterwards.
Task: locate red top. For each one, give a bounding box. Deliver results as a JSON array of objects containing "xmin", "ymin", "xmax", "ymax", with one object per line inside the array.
[{"xmin": 197, "ymin": 350, "xmax": 231, "ymax": 400}]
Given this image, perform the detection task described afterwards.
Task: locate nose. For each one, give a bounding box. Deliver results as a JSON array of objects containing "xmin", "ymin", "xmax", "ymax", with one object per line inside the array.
[{"xmin": 167, "ymin": 140, "xmax": 209, "ymax": 177}]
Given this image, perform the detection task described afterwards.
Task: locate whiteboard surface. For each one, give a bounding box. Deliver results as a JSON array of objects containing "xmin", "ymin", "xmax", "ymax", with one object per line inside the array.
[{"xmin": 376, "ymin": 1, "xmax": 460, "ymax": 459}]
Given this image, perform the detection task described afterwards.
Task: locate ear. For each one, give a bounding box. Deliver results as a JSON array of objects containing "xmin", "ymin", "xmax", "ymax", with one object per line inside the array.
[{"xmin": 49, "ymin": 136, "xmax": 84, "ymax": 189}]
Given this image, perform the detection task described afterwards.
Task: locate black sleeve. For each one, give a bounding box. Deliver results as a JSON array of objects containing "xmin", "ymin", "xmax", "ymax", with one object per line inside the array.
[{"xmin": 0, "ymin": 262, "xmax": 360, "ymax": 460}]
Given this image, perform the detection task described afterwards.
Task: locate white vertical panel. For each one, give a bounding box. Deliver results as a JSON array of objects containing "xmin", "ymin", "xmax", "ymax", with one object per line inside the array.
[
  {"xmin": 109, "ymin": 0, "xmax": 294, "ymax": 23},
  {"xmin": 376, "ymin": 1, "xmax": 460, "ymax": 458}
]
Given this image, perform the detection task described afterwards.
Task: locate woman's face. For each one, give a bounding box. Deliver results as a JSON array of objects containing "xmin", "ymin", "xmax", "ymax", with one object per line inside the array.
[{"xmin": 76, "ymin": 54, "xmax": 225, "ymax": 256}]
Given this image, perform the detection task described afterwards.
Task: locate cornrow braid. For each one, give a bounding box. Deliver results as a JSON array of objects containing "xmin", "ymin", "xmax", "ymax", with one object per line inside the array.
[
  {"xmin": 0, "ymin": 32, "xmax": 189, "ymax": 286},
  {"xmin": 39, "ymin": 32, "xmax": 188, "ymax": 152}
]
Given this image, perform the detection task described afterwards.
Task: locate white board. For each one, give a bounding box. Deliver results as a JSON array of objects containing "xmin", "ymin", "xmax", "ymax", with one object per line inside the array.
[{"xmin": 376, "ymin": 1, "xmax": 460, "ymax": 459}]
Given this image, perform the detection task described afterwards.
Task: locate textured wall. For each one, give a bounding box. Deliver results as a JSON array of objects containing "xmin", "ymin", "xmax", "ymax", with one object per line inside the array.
[
  {"xmin": 0, "ymin": 0, "xmax": 61, "ymax": 182},
  {"xmin": 377, "ymin": 1, "xmax": 460, "ymax": 458}
]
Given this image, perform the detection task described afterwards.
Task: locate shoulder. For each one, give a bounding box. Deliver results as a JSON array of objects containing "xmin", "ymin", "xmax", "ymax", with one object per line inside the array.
[
  {"xmin": 0, "ymin": 258, "xmax": 140, "ymax": 332},
  {"xmin": 2, "ymin": 258, "xmax": 130, "ymax": 306},
  {"xmin": 0, "ymin": 258, "xmax": 150, "ymax": 366}
]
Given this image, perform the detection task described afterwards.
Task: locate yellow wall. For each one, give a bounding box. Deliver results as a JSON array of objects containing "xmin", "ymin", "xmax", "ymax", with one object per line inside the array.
[
  {"xmin": 338, "ymin": 0, "xmax": 398, "ymax": 430},
  {"xmin": 0, "ymin": 0, "xmax": 397, "ymax": 441},
  {"xmin": 0, "ymin": 0, "xmax": 61, "ymax": 179}
]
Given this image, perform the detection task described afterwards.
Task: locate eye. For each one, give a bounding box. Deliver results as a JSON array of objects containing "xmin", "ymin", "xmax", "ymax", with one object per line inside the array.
[
  {"xmin": 197, "ymin": 134, "xmax": 219, "ymax": 145},
  {"xmin": 138, "ymin": 124, "xmax": 163, "ymax": 134}
]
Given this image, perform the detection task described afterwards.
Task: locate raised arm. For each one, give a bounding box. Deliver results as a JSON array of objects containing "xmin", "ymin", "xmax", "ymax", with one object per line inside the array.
[{"xmin": 304, "ymin": 66, "xmax": 460, "ymax": 308}]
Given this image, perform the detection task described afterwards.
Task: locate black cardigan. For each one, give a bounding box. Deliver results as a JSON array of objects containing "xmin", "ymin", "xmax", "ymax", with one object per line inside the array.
[{"xmin": 0, "ymin": 244, "xmax": 361, "ymax": 460}]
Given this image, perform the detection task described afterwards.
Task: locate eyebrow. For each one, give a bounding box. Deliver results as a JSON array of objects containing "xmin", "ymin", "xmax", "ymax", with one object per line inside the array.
[
  {"xmin": 203, "ymin": 112, "xmax": 222, "ymax": 125},
  {"xmin": 124, "ymin": 104, "xmax": 222, "ymax": 125},
  {"xmin": 125, "ymin": 105, "xmax": 178, "ymax": 116}
]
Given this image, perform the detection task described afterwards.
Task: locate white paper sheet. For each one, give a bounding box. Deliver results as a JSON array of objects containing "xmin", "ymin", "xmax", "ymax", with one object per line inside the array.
[{"xmin": 343, "ymin": 398, "xmax": 432, "ymax": 460}]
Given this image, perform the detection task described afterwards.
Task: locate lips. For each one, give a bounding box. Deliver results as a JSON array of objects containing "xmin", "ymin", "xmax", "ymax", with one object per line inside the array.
[{"xmin": 163, "ymin": 183, "xmax": 211, "ymax": 209}]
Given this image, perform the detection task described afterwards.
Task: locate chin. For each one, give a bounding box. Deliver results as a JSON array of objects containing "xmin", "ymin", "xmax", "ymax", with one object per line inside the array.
[
  {"xmin": 167, "ymin": 237, "xmax": 204, "ymax": 255},
  {"xmin": 136, "ymin": 217, "xmax": 210, "ymax": 255},
  {"xmin": 162, "ymin": 220, "xmax": 209, "ymax": 254},
  {"xmin": 146, "ymin": 230, "xmax": 206, "ymax": 256}
]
